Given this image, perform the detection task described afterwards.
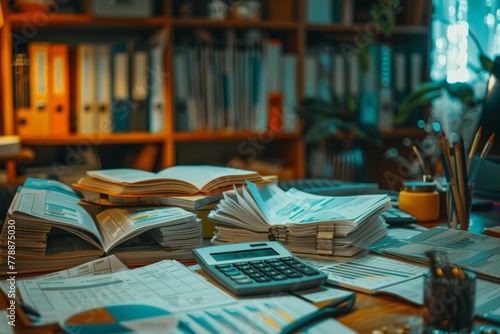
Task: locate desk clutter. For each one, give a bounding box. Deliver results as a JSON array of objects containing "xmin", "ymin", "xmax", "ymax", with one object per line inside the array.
[{"xmin": 0, "ymin": 164, "xmax": 499, "ymax": 333}]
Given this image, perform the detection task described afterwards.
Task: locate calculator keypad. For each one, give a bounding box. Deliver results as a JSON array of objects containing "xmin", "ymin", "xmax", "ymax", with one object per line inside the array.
[{"xmin": 215, "ymin": 258, "xmax": 320, "ymax": 285}]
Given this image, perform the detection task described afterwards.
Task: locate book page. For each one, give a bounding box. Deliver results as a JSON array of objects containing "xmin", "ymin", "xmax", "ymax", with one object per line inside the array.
[
  {"xmin": 94, "ymin": 206, "xmax": 196, "ymax": 252},
  {"xmin": 86, "ymin": 168, "xmax": 159, "ymax": 184},
  {"xmin": 157, "ymin": 165, "xmax": 261, "ymax": 191},
  {"xmin": 10, "ymin": 178, "xmax": 103, "ymax": 248},
  {"xmin": 245, "ymin": 181, "xmax": 390, "ymax": 225},
  {"xmin": 17, "ymin": 260, "xmax": 236, "ymax": 325}
]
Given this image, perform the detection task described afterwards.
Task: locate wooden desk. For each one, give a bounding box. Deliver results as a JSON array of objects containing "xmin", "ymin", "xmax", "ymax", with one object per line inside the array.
[{"xmin": 1, "ymin": 211, "xmax": 498, "ymax": 333}]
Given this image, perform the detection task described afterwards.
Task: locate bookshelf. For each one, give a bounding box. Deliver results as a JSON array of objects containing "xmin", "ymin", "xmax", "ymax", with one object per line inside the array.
[{"xmin": 0, "ymin": 0, "xmax": 432, "ymax": 184}]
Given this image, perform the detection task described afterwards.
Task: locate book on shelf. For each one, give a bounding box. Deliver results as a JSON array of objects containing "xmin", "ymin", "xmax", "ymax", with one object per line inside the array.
[
  {"xmin": 208, "ymin": 180, "xmax": 391, "ymax": 257},
  {"xmin": 72, "ymin": 165, "xmax": 265, "ymax": 197},
  {"xmin": 0, "ymin": 178, "xmax": 203, "ymax": 274}
]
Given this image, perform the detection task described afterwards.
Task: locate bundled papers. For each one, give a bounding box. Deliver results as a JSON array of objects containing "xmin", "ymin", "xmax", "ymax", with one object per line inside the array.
[{"xmin": 208, "ymin": 181, "xmax": 391, "ymax": 256}]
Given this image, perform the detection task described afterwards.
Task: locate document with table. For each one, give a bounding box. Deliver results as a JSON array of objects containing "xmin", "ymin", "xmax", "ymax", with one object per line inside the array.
[{"xmin": 10, "ymin": 258, "xmax": 354, "ymax": 333}]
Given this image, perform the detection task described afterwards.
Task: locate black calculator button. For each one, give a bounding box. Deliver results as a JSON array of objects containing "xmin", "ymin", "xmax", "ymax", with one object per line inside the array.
[
  {"xmin": 224, "ymin": 271, "xmax": 242, "ymax": 276},
  {"xmin": 249, "ymin": 273, "xmax": 265, "ymax": 278},
  {"xmin": 266, "ymin": 270, "xmax": 279, "ymax": 276},
  {"xmin": 281, "ymin": 257, "xmax": 294, "ymax": 261},
  {"xmin": 274, "ymin": 265, "xmax": 288, "ymax": 271},
  {"xmin": 270, "ymin": 262, "xmax": 285, "ymax": 267},
  {"xmin": 215, "ymin": 264, "xmax": 231, "ymax": 269},
  {"xmin": 218, "ymin": 266, "xmax": 237, "ymax": 272},
  {"xmin": 260, "ymin": 267, "xmax": 273, "ymax": 272},
  {"xmin": 265, "ymin": 259, "xmax": 280, "ymax": 263},
  {"xmin": 242, "ymin": 269, "xmax": 258, "ymax": 275},
  {"xmin": 280, "ymin": 269, "xmax": 296, "ymax": 275},
  {"xmin": 290, "ymin": 263, "xmax": 306, "ymax": 269},
  {"xmin": 237, "ymin": 265, "xmax": 252, "ymax": 271},
  {"xmin": 286, "ymin": 272, "xmax": 303, "ymax": 279},
  {"xmin": 235, "ymin": 278, "xmax": 253, "ymax": 284},
  {"xmin": 249, "ymin": 260, "xmax": 263, "ymax": 264},
  {"xmin": 254, "ymin": 276, "xmax": 272, "ymax": 283},
  {"xmin": 270, "ymin": 274, "xmax": 287, "ymax": 280},
  {"xmin": 252, "ymin": 263, "xmax": 268, "ymax": 269},
  {"xmin": 230, "ymin": 274, "xmax": 248, "ymax": 280},
  {"xmin": 297, "ymin": 267, "xmax": 320, "ymax": 276},
  {"xmin": 234, "ymin": 262, "xmax": 248, "ymax": 266}
]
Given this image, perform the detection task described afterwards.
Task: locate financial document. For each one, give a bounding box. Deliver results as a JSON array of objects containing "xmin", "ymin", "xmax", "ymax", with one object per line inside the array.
[{"xmin": 17, "ymin": 260, "xmax": 236, "ymax": 325}]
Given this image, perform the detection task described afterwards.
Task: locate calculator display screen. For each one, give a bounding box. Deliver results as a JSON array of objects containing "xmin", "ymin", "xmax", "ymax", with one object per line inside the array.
[{"xmin": 211, "ymin": 248, "xmax": 278, "ymax": 261}]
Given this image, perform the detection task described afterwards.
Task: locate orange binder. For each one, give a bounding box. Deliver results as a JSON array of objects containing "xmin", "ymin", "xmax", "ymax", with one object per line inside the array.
[
  {"xmin": 48, "ymin": 43, "xmax": 70, "ymax": 136},
  {"xmin": 27, "ymin": 42, "xmax": 50, "ymax": 136}
]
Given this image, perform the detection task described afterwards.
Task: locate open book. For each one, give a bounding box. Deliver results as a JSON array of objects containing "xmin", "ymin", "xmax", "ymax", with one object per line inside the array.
[
  {"xmin": 72, "ymin": 165, "xmax": 265, "ymax": 196},
  {"xmin": 208, "ymin": 181, "xmax": 391, "ymax": 256},
  {"xmin": 0, "ymin": 178, "xmax": 202, "ymax": 274}
]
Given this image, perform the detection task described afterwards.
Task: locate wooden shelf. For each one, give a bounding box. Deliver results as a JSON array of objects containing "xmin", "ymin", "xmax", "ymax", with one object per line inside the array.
[
  {"xmin": 0, "ymin": 0, "xmax": 431, "ymax": 182},
  {"xmin": 8, "ymin": 13, "xmax": 167, "ymax": 29},
  {"xmin": 174, "ymin": 131, "xmax": 301, "ymax": 142},
  {"xmin": 306, "ymin": 24, "xmax": 429, "ymax": 35},
  {"xmin": 21, "ymin": 133, "xmax": 167, "ymax": 146},
  {"xmin": 173, "ymin": 18, "xmax": 298, "ymax": 30},
  {"xmin": 381, "ymin": 128, "xmax": 426, "ymax": 138}
]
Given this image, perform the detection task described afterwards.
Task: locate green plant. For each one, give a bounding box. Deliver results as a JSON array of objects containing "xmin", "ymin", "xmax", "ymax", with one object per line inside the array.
[
  {"xmin": 397, "ymin": 23, "xmax": 495, "ymax": 126},
  {"xmin": 297, "ymin": 98, "xmax": 383, "ymax": 147}
]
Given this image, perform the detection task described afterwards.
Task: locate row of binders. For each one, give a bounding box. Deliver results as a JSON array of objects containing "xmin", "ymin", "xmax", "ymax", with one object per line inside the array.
[
  {"xmin": 304, "ymin": 42, "xmax": 425, "ymax": 130},
  {"xmin": 173, "ymin": 29, "xmax": 298, "ymax": 133},
  {"xmin": 13, "ymin": 30, "xmax": 167, "ymax": 136}
]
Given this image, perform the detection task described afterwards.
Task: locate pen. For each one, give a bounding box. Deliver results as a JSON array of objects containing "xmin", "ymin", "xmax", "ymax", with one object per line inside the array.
[
  {"xmin": 15, "ymin": 297, "xmax": 41, "ymax": 321},
  {"xmin": 412, "ymin": 145, "xmax": 427, "ymax": 178},
  {"xmin": 469, "ymin": 133, "xmax": 495, "ymax": 183},
  {"xmin": 279, "ymin": 293, "xmax": 356, "ymax": 334},
  {"xmin": 467, "ymin": 126, "xmax": 481, "ymax": 173}
]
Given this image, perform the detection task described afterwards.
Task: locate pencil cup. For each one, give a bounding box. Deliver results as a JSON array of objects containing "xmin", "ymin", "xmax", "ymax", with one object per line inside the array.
[
  {"xmin": 422, "ymin": 270, "xmax": 476, "ymax": 334},
  {"xmin": 446, "ymin": 183, "xmax": 474, "ymax": 230}
]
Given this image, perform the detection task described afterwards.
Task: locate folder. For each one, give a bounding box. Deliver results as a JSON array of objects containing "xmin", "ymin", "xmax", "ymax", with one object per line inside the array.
[
  {"xmin": 130, "ymin": 49, "xmax": 149, "ymax": 132},
  {"xmin": 332, "ymin": 51, "xmax": 346, "ymax": 107},
  {"xmin": 265, "ymin": 39, "xmax": 283, "ymax": 132},
  {"xmin": 306, "ymin": 0, "xmax": 333, "ymax": 24},
  {"xmin": 148, "ymin": 30, "xmax": 167, "ymax": 133},
  {"xmin": 13, "ymin": 53, "xmax": 31, "ymax": 136},
  {"xmin": 304, "ymin": 51, "xmax": 318, "ymax": 98},
  {"xmin": 27, "ymin": 42, "xmax": 50, "ymax": 136},
  {"xmin": 359, "ymin": 45, "xmax": 379, "ymax": 126},
  {"xmin": 48, "ymin": 43, "xmax": 70, "ymax": 136},
  {"xmin": 111, "ymin": 42, "xmax": 131, "ymax": 133},
  {"xmin": 282, "ymin": 54, "xmax": 297, "ymax": 132},
  {"xmin": 95, "ymin": 43, "xmax": 112, "ymax": 134},
  {"xmin": 377, "ymin": 44, "xmax": 394, "ymax": 130},
  {"xmin": 75, "ymin": 43, "xmax": 97, "ymax": 134}
]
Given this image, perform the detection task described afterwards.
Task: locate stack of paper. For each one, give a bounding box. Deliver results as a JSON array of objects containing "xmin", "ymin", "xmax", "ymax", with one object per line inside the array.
[
  {"xmin": 0, "ymin": 178, "xmax": 203, "ymax": 274},
  {"xmin": 208, "ymin": 181, "xmax": 391, "ymax": 256}
]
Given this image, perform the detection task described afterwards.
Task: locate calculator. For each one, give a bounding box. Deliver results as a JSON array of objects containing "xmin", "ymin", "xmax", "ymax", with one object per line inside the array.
[
  {"xmin": 193, "ymin": 241, "xmax": 328, "ymax": 296},
  {"xmin": 380, "ymin": 207, "xmax": 418, "ymax": 225}
]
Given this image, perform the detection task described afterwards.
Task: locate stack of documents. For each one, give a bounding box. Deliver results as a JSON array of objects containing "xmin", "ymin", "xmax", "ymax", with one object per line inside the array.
[
  {"xmin": 2, "ymin": 257, "xmax": 354, "ymax": 333},
  {"xmin": 208, "ymin": 181, "xmax": 391, "ymax": 256},
  {"xmin": 0, "ymin": 178, "xmax": 203, "ymax": 274}
]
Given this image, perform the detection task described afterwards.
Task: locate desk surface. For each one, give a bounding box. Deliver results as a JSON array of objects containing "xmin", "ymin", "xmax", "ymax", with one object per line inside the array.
[{"xmin": 1, "ymin": 211, "xmax": 498, "ymax": 333}]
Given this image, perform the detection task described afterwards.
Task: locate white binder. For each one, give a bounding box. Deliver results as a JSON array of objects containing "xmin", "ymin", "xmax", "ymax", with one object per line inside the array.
[
  {"xmin": 95, "ymin": 43, "xmax": 112, "ymax": 134},
  {"xmin": 75, "ymin": 43, "xmax": 97, "ymax": 134}
]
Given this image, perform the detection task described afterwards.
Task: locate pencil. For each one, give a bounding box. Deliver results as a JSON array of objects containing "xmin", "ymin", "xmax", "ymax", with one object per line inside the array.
[
  {"xmin": 469, "ymin": 133, "xmax": 495, "ymax": 183},
  {"xmin": 412, "ymin": 145, "xmax": 426, "ymax": 178},
  {"xmin": 467, "ymin": 126, "xmax": 481, "ymax": 172}
]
